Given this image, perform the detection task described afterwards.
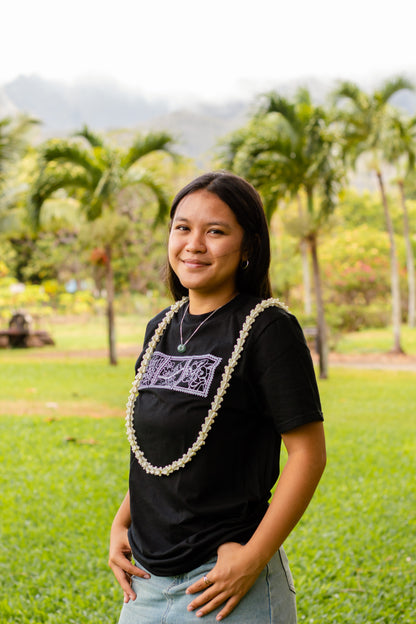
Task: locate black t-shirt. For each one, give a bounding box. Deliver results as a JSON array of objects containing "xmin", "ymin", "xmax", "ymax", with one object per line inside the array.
[{"xmin": 128, "ymin": 294, "xmax": 323, "ymax": 575}]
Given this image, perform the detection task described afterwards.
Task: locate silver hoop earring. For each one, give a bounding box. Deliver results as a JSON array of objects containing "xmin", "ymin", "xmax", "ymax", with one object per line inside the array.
[{"xmin": 241, "ymin": 259, "xmax": 249, "ymax": 270}]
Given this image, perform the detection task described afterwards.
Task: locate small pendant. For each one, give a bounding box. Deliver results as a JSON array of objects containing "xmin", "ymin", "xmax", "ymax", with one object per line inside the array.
[{"xmin": 177, "ymin": 344, "xmax": 186, "ymax": 353}]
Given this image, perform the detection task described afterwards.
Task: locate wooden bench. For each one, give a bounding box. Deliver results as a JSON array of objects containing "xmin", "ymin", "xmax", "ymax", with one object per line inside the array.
[{"xmin": 0, "ymin": 312, "xmax": 54, "ymax": 348}]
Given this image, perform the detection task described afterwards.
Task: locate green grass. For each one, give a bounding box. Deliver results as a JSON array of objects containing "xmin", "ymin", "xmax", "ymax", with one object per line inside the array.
[
  {"xmin": 1, "ymin": 318, "xmax": 415, "ymax": 622},
  {"xmin": 28, "ymin": 314, "xmax": 148, "ymax": 352},
  {"xmin": 0, "ymin": 415, "xmax": 128, "ymax": 623},
  {"xmin": 336, "ymin": 325, "xmax": 416, "ymax": 355},
  {"xmin": 0, "ymin": 358, "xmax": 132, "ymax": 407},
  {"xmin": 286, "ymin": 369, "xmax": 416, "ymax": 623}
]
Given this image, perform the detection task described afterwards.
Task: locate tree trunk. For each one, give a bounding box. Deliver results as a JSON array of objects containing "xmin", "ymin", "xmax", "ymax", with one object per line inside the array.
[
  {"xmin": 300, "ymin": 239, "xmax": 313, "ymax": 316},
  {"xmin": 376, "ymin": 171, "xmax": 404, "ymax": 353},
  {"xmin": 104, "ymin": 244, "xmax": 117, "ymax": 365},
  {"xmin": 398, "ymin": 179, "xmax": 415, "ymax": 327},
  {"xmin": 308, "ymin": 233, "xmax": 329, "ymax": 379},
  {"xmin": 297, "ymin": 194, "xmax": 312, "ymax": 316}
]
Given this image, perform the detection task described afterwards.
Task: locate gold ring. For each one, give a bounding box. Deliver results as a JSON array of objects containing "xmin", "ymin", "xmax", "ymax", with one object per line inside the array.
[{"xmin": 203, "ymin": 575, "xmax": 212, "ymax": 586}]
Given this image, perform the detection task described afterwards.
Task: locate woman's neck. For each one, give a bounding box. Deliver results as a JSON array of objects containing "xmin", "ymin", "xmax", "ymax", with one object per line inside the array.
[{"xmin": 188, "ymin": 290, "xmax": 239, "ymax": 315}]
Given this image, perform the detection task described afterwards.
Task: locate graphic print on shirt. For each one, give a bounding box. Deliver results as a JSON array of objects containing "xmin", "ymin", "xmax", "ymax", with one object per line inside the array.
[{"xmin": 139, "ymin": 351, "xmax": 222, "ymax": 398}]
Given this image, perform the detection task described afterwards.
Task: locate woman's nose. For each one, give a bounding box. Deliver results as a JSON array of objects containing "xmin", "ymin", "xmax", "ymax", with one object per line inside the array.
[{"xmin": 185, "ymin": 231, "xmax": 206, "ymax": 253}]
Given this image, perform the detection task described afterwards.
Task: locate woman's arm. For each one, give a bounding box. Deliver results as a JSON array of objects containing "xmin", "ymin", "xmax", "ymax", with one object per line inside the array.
[
  {"xmin": 108, "ymin": 490, "xmax": 150, "ymax": 603},
  {"xmin": 186, "ymin": 421, "xmax": 326, "ymax": 621}
]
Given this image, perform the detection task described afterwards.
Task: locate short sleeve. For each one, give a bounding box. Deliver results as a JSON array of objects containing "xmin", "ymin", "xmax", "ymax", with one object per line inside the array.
[{"xmin": 250, "ymin": 310, "xmax": 323, "ymax": 433}]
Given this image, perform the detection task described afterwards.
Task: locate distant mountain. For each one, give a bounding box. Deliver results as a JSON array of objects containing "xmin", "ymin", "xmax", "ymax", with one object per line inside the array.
[
  {"xmin": 2, "ymin": 73, "xmax": 415, "ymax": 163},
  {"xmin": 3, "ymin": 75, "xmax": 170, "ymax": 131},
  {"xmin": 0, "ymin": 89, "xmax": 18, "ymax": 117},
  {"xmin": 137, "ymin": 105, "xmax": 249, "ymax": 164},
  {"xmin": 0, "ymin": 75, "xmax": 250, "ymax": 161}
]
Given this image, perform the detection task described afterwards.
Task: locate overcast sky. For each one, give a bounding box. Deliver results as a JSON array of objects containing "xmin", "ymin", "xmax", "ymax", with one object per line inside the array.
[{"xmin": 2, "ymin": 0, "xmax": 415, "ymax": 103}]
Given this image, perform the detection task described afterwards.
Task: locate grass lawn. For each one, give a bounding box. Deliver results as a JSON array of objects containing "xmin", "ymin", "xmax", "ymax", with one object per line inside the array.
[
  {"xmin": 1, "ymin": 316, "xmax": 415, "ymax": 622},
  {"xmin": 335, "ymin": 325, "xmax": 416, "ymax": 355},
  {"xmin": 44, "ymin": 315, "xmax": 147, "ymax": 352},
  {"xmin": 287, "ymin": 369, "xmax": 416, "ymax": 623}
]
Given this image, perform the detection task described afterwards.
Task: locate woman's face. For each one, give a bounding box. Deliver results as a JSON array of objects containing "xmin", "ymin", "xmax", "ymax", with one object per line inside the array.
[{"xmin": 168, "ymin": 189, "xmax": 246, "ymax": 304}]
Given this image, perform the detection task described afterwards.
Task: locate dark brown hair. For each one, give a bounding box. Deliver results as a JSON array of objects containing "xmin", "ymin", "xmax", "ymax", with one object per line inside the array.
[{"xmin": 166, "ymin": 171, "xmax": 272, "ymax": 300}]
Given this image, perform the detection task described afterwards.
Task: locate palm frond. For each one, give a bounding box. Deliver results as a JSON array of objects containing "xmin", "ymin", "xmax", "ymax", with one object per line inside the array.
[
  {"xmin": 74, "ymin": 125, "xmax": 104, "ymax": 148},
  {"xmin": 257, "ymin": 92, "xmax": 300, "ymax": 131},
  {"xmin": 40, "ymin": 139, "xmax": 102, "ymax": 180},
  {"xmin": 122, "ymin": 131, "xmax": 175, "ymax": 169},
  {"xmin": 122, "ymin": 168, "xmax": 170, "ymax": 224},
  {"xmin": 29, "ymin": 169, "xmax": 91, "ymax": 228},
  {"xmin": 295, "ymin": 87, "xmax": 312, "ymax": 107},
  {"xmin": 216, "ymin": 127, "xmax": 250, "ymax": 170},
  {"xmin": 377, "ymin": 75, "xmax": 414, "ymax": 104},
  {"xmin": 331, "ymin": 81, "xmax": 371, "ymax": 118},
  {"xmin": 0, "ymin": 114, "xmax": 39, "ymax": 180},
  {"xmin": 332, "ymin": 80, "xmax": 362, "ymax": 101},
  {"xmin": 384, "ymin": 109, "xmax": 416, "ymax": 172}
]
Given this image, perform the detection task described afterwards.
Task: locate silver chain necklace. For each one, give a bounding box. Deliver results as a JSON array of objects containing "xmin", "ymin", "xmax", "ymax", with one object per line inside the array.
[{"xmin": 177, "ymin": 303, "xmax": 219, "ymax": 353}]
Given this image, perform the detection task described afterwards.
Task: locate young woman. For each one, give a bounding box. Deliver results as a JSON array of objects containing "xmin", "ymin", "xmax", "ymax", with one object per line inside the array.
[{"xmin": 109, "ymin": 171, "xmax": 326, "ymax": 623}]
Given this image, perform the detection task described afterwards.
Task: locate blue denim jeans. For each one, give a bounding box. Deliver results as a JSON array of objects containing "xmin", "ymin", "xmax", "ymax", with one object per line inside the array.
[{"xmin": 117, "ymin": 547, "xmax": 297, "ymax": 623}]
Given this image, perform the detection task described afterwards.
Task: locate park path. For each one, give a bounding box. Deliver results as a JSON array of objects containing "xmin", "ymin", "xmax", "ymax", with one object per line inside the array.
[
  {"xmin": 3, "ymin": 343, "xmax": 416, "ymax": 371},
  {"xmin": 315, "ymin": 351, "xmax": 416, "ymax": 372}
]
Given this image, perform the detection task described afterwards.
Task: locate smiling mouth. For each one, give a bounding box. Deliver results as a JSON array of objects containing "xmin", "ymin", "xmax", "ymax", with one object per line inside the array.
[{"xmin": 182, "ymin": 259, "xmax": 210, "ymax": 267}]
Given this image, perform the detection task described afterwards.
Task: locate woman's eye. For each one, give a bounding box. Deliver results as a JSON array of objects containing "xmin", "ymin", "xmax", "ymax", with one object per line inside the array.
[
  {"xmin": 208, "ymin": 229, "xmax": 224, "ymax": 235},
  {"xmin": 175, "ymin": 225, "xmax": 189, "ymax": 231}
]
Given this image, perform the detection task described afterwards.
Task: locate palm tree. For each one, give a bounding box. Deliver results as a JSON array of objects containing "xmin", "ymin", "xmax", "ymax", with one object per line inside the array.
[
  {"xmin": 0, "ymin": 114, "xmax": 38, "ymax": 232},
  {"xmin": 332, "ymin": 76, "xmax": 414, "ymax": 352},
  {"xmin": 384, "ymin": 110, "xmax": 416, "ymax": 327},
  {"xmin": 220, "ymin": 88, "xmax": 344, "ymax": 378},
  {"xmin": 0, "ymin": 115, "xmax": 38, "ymax": 183},
  {"xmin": 30, "ymin": 126, "xmax": 176, "ymax": 364}
]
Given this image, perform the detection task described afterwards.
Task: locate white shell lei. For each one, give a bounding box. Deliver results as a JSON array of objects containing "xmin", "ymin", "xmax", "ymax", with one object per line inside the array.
[{"xmin": 125, "ymin": 296, "xmax": 289, "ymax": 477}]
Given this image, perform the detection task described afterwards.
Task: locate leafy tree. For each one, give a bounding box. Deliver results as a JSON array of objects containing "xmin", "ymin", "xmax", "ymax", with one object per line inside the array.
[
  {"xmin": 332, "ymin": 76, "xmax": 414, "ymax": 352},
  {"xmin": 30, "ymin": 126, "xmax": 176, "ymax": 364},
  {"xmin": 220, "ymin": 88, "xmax": 344, "ymax": 378}
]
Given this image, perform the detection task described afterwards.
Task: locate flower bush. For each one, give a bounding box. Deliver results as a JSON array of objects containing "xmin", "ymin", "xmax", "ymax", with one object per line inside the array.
[
  {"xmin": 0, "ymin": 277, "xmax": 106, "ymax": 324},
  {"xmin": 320, "ymin": 225, "xmax": 407, "ymax": 331}
]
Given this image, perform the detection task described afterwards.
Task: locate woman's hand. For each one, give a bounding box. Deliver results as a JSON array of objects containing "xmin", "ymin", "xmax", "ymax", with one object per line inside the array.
[
  {"xmin": 108, "ymin": 523, "xmax": 150, "ymax": 603},
  {"xmin": 186, "ymin": 542, "xmax": 262, "ymax": 621},
  {"xmin": 185, "ymin": 423, "xmax": 326, "ymax": 620}
]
